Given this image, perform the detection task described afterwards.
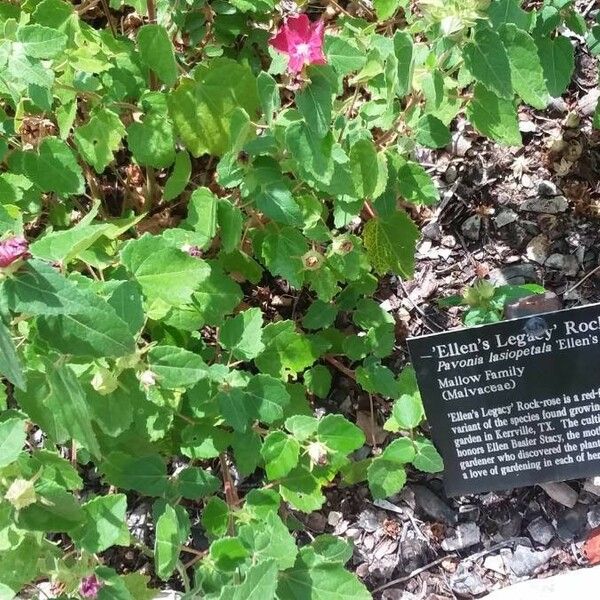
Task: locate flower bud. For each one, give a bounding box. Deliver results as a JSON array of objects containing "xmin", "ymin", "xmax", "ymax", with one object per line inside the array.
[
  {"xmin": 79, "ymin": 575, "xmax": 103, "ymax": 599},
  {"xmin": 91, "ymin": 368, "xmax": 119, "ymax": 396},
  {"xmin": 0, "ymin": 236, "xmax": 29, "ymax": 268},
  {"xmin": 307, "ymin": 441, "xmax": 329, "ymax": 467},
  {"xmin": 5, "ymin": 478, "xmax": 37, "ymax": 510},
  {"xmin": 332, "ymin": 236, "xmax": 354, "ymax": 255},
  {"xmin": 302, "ymin": 250, "xmax": 324, "ymax": 271},
  {"xmin": 139, "ymin": 369, "xmax": 157, "ymax": 387}
]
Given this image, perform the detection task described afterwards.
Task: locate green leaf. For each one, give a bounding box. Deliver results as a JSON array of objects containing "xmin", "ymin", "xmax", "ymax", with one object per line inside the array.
[
  {"xmin": 463, "ymin": 23, "xmax": 513, "ymax": 99},
  {"xmin": 127, "ymin": 108, "xmax": 176, "ymax": 169},
  {"xmin": 277, "ymin": 555, "xmax": 371, "ymax": 600},
  {"xmin": 499, "ymin": 24, "xmax": 549, "ymax": 109},
  {"xmin": 467, "ymin": 83, "xmax": 521, "ymax": 146},
  {"xmin": 190, "ymin": 262, "xmax": 243, "ymax": 326},
  {"xmin": 317, "ymin": 414, "xmax": 365, "ymax": 454},
  {"xmin": 17, "ymin": 480, "xmax": 84, "ymax": 532},
  {"xmin": 304, "ymin": 365, "xmax": 332, "ymax": 399},
  {"xmin": 36, "ymin": 290, "xmax": 137, "ymax": 358},
  {"xmin": 536, "ymin": 35, "xmax": 575, "ymax": 98},
  {"xmin": 120, "ymin": 233, "xmax": 210, "ymax": 306},
  {"xmin": 218, "ymin": 559, "xmax": 278, "ymax": 600},
  {"xmin": 181, "ymin": 423, "xmax": 232, "ymax": 459},
  {"xmin": 260, "ymin": 226, "xmax": 307, "ymax": 288},
  {"xmin": 363, "ymin": 210, "xmax": 419, "ymax": 276},
  {"xmin": 148, "ymin": 345, "xmax": 207, "ymax": 389},
  {"xmin": 393, "ymin": 31, "xmax": 413, "ymax": 96},
  {"xmin": 412, "ymin": 436, "xmax": 444, "ymax": 473},
  {"xmin": 31, "ymin": 223, "xmax": 110, "ymax": 264},
  {"xmin": 415, "ymin": 114, "xmax": 451, "ymax": 148},
  {"xmin": 382, "ymin": 437, "xmax": 416, "ymax": 463},
  {"xmin": 279, "ymin": 466, "xmax": 325, "ymax": 513},
  {"xmin": 261, "ymin": 431, "xmax": 300, "ymax": 480},
  {"xmin": 593, "ymin": 100, "xmax": 600, "ymax": 130},
  {"xmin": 155, "ymin": 504, "xmax": 181, "ymax": 580},
  {"xmin": 183, "ymin": 187, "xmax": 218, "ymax": 248},
  {"xmin": 0, "ymin": 320, "xmax": 25, "ymax": 390},
  {"xmin": 71, "ymin": 494, "xmax": 129, "ymax": 553},
  {"xmin": 296, "ymin": 68, "xmax": 332, "ymax": 139},
  {"xmin": 385, "ymin": 365, "xmax": 424, "ymax": 431},
  {"xmin": 220, "ymin": 307, "xmax": 264, "ymax": 361},
  {"xmin": 210, "ymin": 537, "xmax": 249, "ymax": 571},
  {"xmin": 16, "ymin": 24, "xmax": 67, "ymax": 58},
  {"xmin": 349, "ymin": 139, "xmax": 387, "ymax": 199},
  {"xmin": 101, "ymin": 452, "xmax": 168, "ymax": 496},
  {"xmin": 245, "ymin": 374, "xmax": 291, "ymax": 424},
  {"xmin": 164, "ymin": 152, "xmax": 191, "ymax": 201},
  {"xmin": 255, "ymin": 320, "xmax": 321, "ymax": 378},
  {"xmin": 254, "ymin": 179, "xmax": 303, "ymax": 227},
  {"xmin": 373, "ymin": 0, "xmax": 403, "ymax": 20},
  {"xmin": 202, "ymin": 497, "xmax": 229, "ymax": 537},
  {"xmin": 13, "ymin": 137, "xmax": 84, "ymax": 196},
  {"xmin": 0, "ymin": 418, "xmax": 25, "ymax": 468},
  {"xmin": 168, "ymin": 58, "xmax": 259, "ymax": 157},
  {"xmin": 356, "ymin": 362, "xmax": 399, "ymax": 398},
  {"xmin": 488, "ymin": 0, "xmax": 531, "ymax": 30},
  {"xmin": 175, "ymin": 467, "xmax": 220, "ymax": 500},
  {"xmin": 239, "ymin": 513, "xmax": 298, "ymax": 570},
  {"xmin": 45, "ymin": 364, "xmax": 101, "ymax": 458},
  {"xmin": 367, "ymin": 459, "xmax": 407, "ymax": 499},
  {"xmin": 324, "ymin": 36, "xmax": 366, "ymax": 75},
  {"xmin": 74, "ymin": 108, "xmax": 125, "ymax": 173},
  {"xmin": 137, "ymin": 24, "xmax": 178, "ymax": 87}
]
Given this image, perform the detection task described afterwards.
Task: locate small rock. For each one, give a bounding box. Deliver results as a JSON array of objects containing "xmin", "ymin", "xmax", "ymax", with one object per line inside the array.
[
  {"xmin": 526, "ymin": 234, "xmax": 550, "ymax": 264},
  {"xmin": 328, "ymin": 511, "xmax": 343, "ymax": 527},
  {"xmin": 357, "ymin": 509, "xmax": 380, "ymax": 532},
  {"xmin": 382, "ymin": 591, "xmax": 419, "ymax": 600},
  {"xmin": 507, "ymin": 545, "xmax": 555, "ymax": 577},
  {"xmin": 422, "ymin": 221, "xmax": 442, "ymax": 241},
  {"xmin": 459, "ymin": 504, "xmax": 480, "ymax": 522},
  {"xmin": 307, "ymin": 512, "xmax": 327, "ymax": 533},
  {"xmin": 345, "ymin": 527, "xmax": 361, "ymax": 541},
  {"xmin": 538, "ymin": 180, "xmax": 559, "ymax": 197},
  {"xmin": 545, "ymin": 253, "xmax": 578, "ymax": 276},
  {"xmin": 450, "ymin": 563, "xmax": 489, "ymax": 596},
  {"xmin": 587, "ymin": 505, "xmax": 600, "ymax": 529},
  {"xmin": 578, "ymin": 89, "xmax": 600, "ymax": 117},
  {"xmin": 494, "ymin": 209, "xmax": 518, "ymax": 228},
  {"xmin": 442, "ymin": 522, "xmax": 481, "ymax": 551},
  {"xmin": 399, "ymin": 532, "xmax": 431, "ymax": 572},
  {"xmin": 484, "ymin": 554, "xmax": 506, "ymax": 575},
  {"xmin": 521, "ymin": 196, "xmax": 568, "ymax": 213},
  {"xmin": 444, "ymin": 165, "xmax": 458, "ymax": 183},
  {"xmin": 527, "ymin": 516, "xmax": 555, "ymax": 546},
  {"xmin": 548, "ymin": 97, "xmax": 568, "ymax": 113},
  {"xmin": 412, "ymin": 485, "xmax": 457, "ymax": 525},
  {"xmin": 555, "ymin": 506, "xmax": 587, "ymax": 542},
  {"xmin": 489, "ymin": 264, "xmax": 538, "ymax": 286},
  {"xmin": 539, "ymin": 482, "xmax": 578, "ymax": 508},
  {"xmin": 586, "ymin": 479, "xmax": 600, "ymax": 497},
  {"xmin": 441, "ymin": 234, "xmax": 457, "ymax": 248},
  {"xmin": 461, "ymin": 215, "xmax": 481, "ymax": 241},
  {"xmin": 154, "ymin": 593, "xmax": 183, "ymax": 600}
]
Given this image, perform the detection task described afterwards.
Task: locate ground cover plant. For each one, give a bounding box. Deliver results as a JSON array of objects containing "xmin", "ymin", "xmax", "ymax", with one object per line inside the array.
[{"xmin": 0, "ymin": 0, "xmax": 597, "ymax": 597}]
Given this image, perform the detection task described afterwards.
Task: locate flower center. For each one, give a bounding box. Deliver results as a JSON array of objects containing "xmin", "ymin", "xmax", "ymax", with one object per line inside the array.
[{"xmin": 294, "ymin": 42, "xmax": 311, "ymax": 58}]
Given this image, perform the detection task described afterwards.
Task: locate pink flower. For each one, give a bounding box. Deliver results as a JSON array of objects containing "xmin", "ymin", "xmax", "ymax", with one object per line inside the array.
[
  {"xmin": 0, "ymin": 236, "xmax": 29, "ymax": 268},
  {"xmin": 269, "ymin": 14, "xmax": 326, "ymax": 74},
  {"xmin": 79, "ymin": 575, "xmax": 102, "ymax": 598}
]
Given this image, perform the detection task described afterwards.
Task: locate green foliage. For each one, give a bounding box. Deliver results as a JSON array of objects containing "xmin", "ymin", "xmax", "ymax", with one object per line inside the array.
[{"xmin": 0, "ymin": 0, "xmax": 585, "ymax": 597}]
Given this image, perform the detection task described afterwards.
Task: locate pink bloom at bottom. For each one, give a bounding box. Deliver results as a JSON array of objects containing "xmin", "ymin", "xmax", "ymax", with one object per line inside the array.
[
  {"xmin": 0, "ymin": 235, "xmax": 29, "ymax": 268},
  {"xmin": 79, "ymin": 575, "xmax": 103, "ymax": 598},
  {"xmin": 269, "ymin": 14, "xmax": 326, "ymax": 73}
]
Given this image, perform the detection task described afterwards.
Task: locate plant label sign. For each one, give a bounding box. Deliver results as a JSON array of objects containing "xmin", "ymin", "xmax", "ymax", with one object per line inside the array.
[{"xmin": 408, "ymin": 302, "xmax": 600, "ymax": 496}]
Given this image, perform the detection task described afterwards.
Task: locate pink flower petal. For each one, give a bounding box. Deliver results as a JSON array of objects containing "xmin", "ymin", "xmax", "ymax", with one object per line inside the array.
[
  {"xmin": 286, "ymin": 14, "xmax": 312, "ymax": 40},
  {"xmin": 269, "ymin": 27, "xmax": 290, "ymax": 53},
  {"xmin": 0, "ymin": 236, "xmax": 29, "ymax": 268}
]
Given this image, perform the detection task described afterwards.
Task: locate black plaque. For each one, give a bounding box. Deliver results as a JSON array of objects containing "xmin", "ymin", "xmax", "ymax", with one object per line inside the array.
[{"xmin": 408, "ymin": 302, "xmax": 600, "ymax": 496}]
